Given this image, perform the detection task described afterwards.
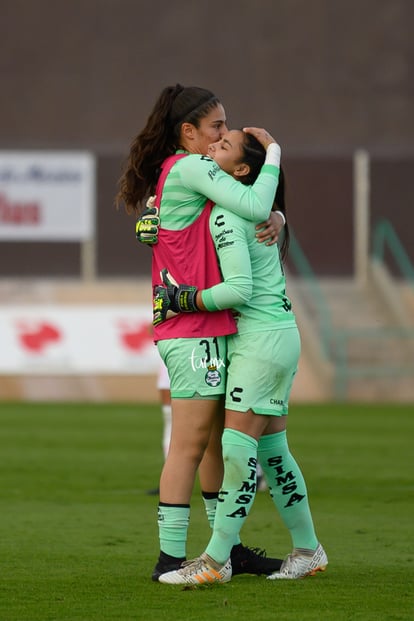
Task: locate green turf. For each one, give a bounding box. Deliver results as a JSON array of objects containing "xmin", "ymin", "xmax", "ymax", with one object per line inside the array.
[{"xmin": 1, "ymin": 402, "xmax": 413, "ymax": 620}]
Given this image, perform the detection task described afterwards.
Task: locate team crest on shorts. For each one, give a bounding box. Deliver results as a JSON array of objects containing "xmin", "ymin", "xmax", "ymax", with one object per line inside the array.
[{"xmin": 205, "ymin": 363, "xmax": 221, "ymax": 387}]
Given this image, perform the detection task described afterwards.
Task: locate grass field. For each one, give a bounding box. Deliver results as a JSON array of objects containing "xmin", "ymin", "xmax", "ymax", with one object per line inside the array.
[{"xmin": 1, "ymin": 401, "xmax": 413, "ymax": 621}]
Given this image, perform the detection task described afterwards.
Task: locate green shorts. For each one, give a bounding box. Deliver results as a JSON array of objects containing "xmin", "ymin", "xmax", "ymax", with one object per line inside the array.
[
  {"xmin": 225, "ymin": 327, "xmax": 301, "ymax": 415},
  {"xmin": 157, "ymin": 336, "xmax": 227, "ymax": 399}
]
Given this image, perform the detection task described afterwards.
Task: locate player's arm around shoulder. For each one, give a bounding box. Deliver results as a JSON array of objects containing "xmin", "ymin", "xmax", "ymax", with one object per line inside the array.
[{"xmin": 177, "ymin": 153, "xmax": 220, "ymax": 191}]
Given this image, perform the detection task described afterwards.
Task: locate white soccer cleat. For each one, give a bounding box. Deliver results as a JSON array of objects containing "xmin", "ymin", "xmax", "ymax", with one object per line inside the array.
[
  {"xmin": 267, "ymin": 543, "xmax": 328, "ymax": 580},
  {"xmin": 158, "ymin": 553, "xmax": 232, "ymax": 585}
]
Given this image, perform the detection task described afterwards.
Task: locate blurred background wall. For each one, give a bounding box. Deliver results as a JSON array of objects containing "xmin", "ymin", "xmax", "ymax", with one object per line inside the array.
[
  {"xmin": 0, "ymin": 0, "xmax": 413, "ymax": 401},
  {"xmin": 1, "ymin": 0, "xmax": 414, "ymax": 276}
]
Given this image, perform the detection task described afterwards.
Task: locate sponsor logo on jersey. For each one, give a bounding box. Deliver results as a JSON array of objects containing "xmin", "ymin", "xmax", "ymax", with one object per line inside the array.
[{"xmin": 205, "ymin": 363, "xmax": 222, "ymax": 387}]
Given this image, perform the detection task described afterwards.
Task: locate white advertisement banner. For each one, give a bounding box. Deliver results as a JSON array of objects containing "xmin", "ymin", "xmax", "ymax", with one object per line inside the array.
[
  {"xmin": 0, "ymin": 306, "xmax": 159, "ymax": 374},
  {"xmin": 0, "ymin": 151, "xmax": 95, "ymax": 241}
]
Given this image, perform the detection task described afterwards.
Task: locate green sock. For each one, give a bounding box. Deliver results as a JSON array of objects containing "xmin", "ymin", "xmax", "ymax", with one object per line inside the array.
[
  {"xmin": 205, "ymin": 429, "xmax": 258, "ymax": 564},
  {"xmin": 258, "ymin": 431, "xmax": 318, "ymax": 550},
  {"xmin": 201, "ymin": 491, "xmax": 218, "ymax": 530},
  {"xmin": 158, "ymin": 503, "xmax": 190, "ymax": 558},
  {"xmin": 201, "ymin": 491, "xmax": 241, "ymax": 545}
]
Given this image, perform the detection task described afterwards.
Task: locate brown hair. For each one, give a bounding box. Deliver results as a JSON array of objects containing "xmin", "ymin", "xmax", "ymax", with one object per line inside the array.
[
  {"xmin": 115, "ymin": 84, "xmax": 220, "ymax": 213},
  {"xmin": 240, "ymin": 132, "xmax": 289, "ymax": 260}
]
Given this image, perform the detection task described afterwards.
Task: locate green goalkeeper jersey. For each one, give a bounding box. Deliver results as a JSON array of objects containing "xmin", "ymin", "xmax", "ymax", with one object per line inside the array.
[
  {"xmin": 201, "ymin": 206, "xmax": 297, "ymax": 335},
  {"xmin": 158, "ymin": 150, "xmax": 279, "ymax": 229}
]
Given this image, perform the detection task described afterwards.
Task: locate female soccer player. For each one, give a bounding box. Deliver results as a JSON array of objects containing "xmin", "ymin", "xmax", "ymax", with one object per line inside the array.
[
  {"xmin": 154, "ymin": 129, "xmax": 328, "ymax": 584},
  {"xmin": 116, "ymin": 85, "xmax": 284, "ymax": 580}
]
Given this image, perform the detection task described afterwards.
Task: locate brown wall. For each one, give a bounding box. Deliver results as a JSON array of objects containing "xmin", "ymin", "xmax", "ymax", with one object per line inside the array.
[
  {"xmin": 2, "ymin": 1, "xmax": 414, "ymax": 152},
  {"xmin": 1, "ymin": 0, "xmax": 413, "ymax": 277}
]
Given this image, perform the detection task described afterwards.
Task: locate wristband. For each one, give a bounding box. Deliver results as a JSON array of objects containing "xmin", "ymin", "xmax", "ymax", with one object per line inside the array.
[
  {"xmin": 175, "ymin": 286, "xmax": 199, "ymax": 312},
  {"xmin": 265, "ymin": 143, "xmax": 281, "ymax": 168},
  {"xmin": 275, "ymin": 210, "xmax": 286, "ymax": 226}
]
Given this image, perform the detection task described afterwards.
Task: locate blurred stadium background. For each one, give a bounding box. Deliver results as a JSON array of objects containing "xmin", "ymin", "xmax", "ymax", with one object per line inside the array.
[{"xmin": 0, "ymin": 0, "xmax": 413, "ymax": 403}]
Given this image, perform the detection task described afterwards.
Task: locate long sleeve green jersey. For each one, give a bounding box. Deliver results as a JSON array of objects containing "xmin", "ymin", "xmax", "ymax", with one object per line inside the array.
[
  {"xmin": 158, "ymin": 150, "xmax": 279, "ymax": 229},
  {"xmin": 201, "ymin": 206, "xmax": 297, "ymax": 335}
]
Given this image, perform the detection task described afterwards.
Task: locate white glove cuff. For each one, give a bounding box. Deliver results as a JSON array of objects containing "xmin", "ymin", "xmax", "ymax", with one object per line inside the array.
[{"xmin": 265, "ymin": 143, "xmax": 281, "ymax": 168}]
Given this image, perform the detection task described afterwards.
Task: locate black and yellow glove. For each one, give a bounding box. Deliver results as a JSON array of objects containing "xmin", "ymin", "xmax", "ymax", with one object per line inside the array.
[
  {"xmin": 152, "ymin": 269, "xmax": 199, "ymax": 327},
  {"xmin": 153, "ymin": 286, "xmax": 177, "ymax": 327},
  {"xmin": 160, "ymin": 268, "xmax": 199, "ymax": 312},
  {"xmin": 135, "ymin": 196, "xmax": 160, "ymax": 245}
]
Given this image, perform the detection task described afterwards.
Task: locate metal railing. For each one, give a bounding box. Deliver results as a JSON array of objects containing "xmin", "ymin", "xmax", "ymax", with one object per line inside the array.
[
  {"xmin": 337, "ymin": 220, "xmax": 414, "ymax": 398},
  {"xmin": 372, "ymin": 218, "xmax": 414, "ymax": 283},
  {"xmin": 288, "ymin": 230, "xmax": 332, "ymax": 359},
  {"xmin": 288, "ymin": 223, "xmax": 414, "ymax": 400}
]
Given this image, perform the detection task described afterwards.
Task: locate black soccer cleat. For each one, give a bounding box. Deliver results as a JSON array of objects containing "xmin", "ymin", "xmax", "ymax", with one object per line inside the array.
[
  {"xmin": 230, "ymin": 543, "xmax": 283, "ymax": 576},
  {"xmin": 151, "ymin": 551, "xmax": 186, "ymax": 582}
]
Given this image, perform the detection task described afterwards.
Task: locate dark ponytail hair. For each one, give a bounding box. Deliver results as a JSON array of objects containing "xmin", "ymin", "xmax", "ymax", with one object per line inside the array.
[
  {"xmin": 116, "ymin": 84, "xmax": 220, "ymax": 213},
  {"xmin": 240, "ymin": 132, "xmax": 289, "ymax": 260}
]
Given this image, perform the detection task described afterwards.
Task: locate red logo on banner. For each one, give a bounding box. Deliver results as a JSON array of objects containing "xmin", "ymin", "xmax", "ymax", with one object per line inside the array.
[
  {"xmin": 118, "ymin": 321, "xmax": 152, "ymax": 352},
  {"xmin": 17, "ymin": 322, "xmax": 62, "ymax": 352},
  {"xmin": 0, "ymin": 193, "xmax": 41, "ymax": 225}
]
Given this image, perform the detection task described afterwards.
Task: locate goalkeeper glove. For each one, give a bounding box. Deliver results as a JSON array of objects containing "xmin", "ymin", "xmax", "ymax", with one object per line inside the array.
[
  {"xmin": 135, "ymin": 196, "xmax": 160, "ymax": 245},
  {"xmin": 153, "ymin": 286, "xmax": 178, "ymax": 327},
  {"xmin": 160, "ymin": 268, "xmax": 199, "ymax": 312},
  {"xmin": 152, "ymin": 269, "xmax": 199, "ymax": 327}
]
